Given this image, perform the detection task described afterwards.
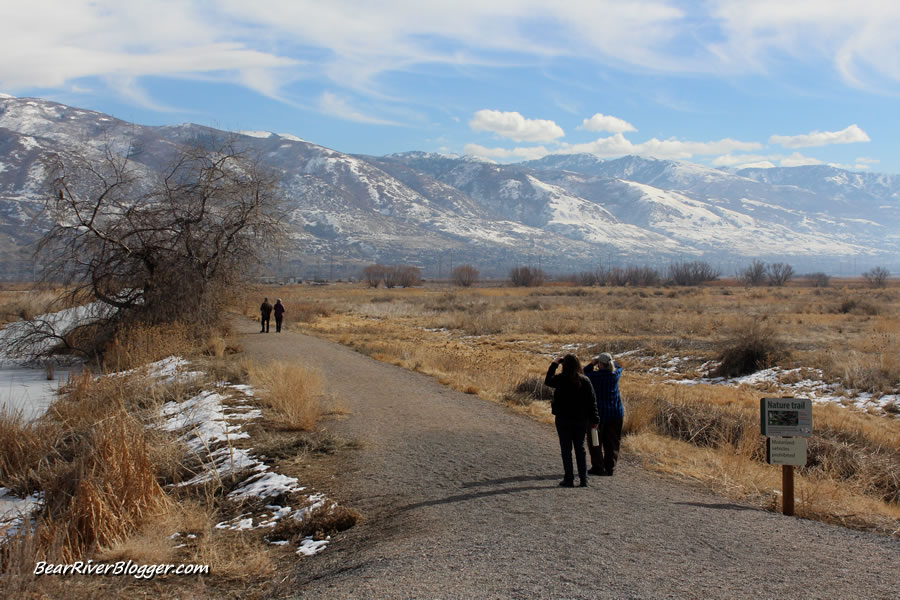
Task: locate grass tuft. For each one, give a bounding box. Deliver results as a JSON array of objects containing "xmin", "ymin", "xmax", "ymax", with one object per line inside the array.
[{"xmin": 247, "ymin": 361, "xmax": 323, "ymax": 430}]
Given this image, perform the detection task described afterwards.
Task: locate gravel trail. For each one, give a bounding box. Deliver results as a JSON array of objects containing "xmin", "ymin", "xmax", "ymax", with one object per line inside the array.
[{"xmin": 236, "ymin": 318, "xmax": 899, "ymax": 599}]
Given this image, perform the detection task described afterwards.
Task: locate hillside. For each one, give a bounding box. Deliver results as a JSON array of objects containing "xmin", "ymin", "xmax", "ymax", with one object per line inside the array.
[{"xmin": 1, "ymin": 96, "xmax": 899, "ymax": 279}]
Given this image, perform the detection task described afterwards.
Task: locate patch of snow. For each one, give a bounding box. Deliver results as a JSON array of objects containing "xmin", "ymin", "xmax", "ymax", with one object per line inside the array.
[
  {"xmin": 297, "ymin": 536, "xmax": 329, "ymax": 556},
  {"xmin": 278, "ymin": 133, "xmax": 306, "ymax": 142},
  {"xmin": 0, "ymin": 488, "xmax": 42, "ymax": 539},
  {"xmin": 239, "ymin": 130, "xmax": 274, "ymax": 139}
]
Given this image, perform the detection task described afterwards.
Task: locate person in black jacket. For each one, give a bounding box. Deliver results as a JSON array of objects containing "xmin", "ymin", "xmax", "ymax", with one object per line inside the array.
[
  {"xmin": 273, "ymin": 298, "xmax": 285, "ymax": 333},
  {"xmin": 545, "ymin": 354, "xmax": 600, "ymax": 487},
  {"xmin": 260, "ymin": 298, "xmax": 272, "ymax": 333}
]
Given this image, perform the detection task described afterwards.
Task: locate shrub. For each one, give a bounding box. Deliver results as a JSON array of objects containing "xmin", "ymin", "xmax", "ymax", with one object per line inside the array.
[
  {"xmin": 509, "ymin": 266, "xmax": 545, "ymax": 287},
  {"xmin": 738, "ymin": 259, "xmax": 767, "ymax": 286},
  {"xmin": 362, "ymin": 264, "xmax": 388, "ymax": 288},
  {"xmin": 505, "ymin": 377, "xmax": 554, "ymax": 405},
  {"xmin": 667, "ymin": 261, "xmax": 719, "ymax": 286},
  {"xmin": 807, "ymin": 272, "xmax": 831, "ymax": 287},
  {"xmin": 862, "ymin": 266, "xmax": 889, "ymax": 288},
  {"xmin": 384, "ymin": 265, "xmax": 421, "ymax": 288},
  {"xmin": 247, "ymin": 361, "xmax": 322, "ymax": 430},
  {"xmin": 713, "ymin": 322, "xmax": 790, "ymax": 377},
  {"xmin": 767, "ymin": 262, "xmax": 794, "ymax": 286},
  {"xmin": 451, "ymin": 265, "xmax": 479, "ymax": 287}
]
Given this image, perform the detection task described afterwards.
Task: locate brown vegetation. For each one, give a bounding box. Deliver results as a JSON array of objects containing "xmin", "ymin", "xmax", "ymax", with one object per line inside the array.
[
  {"xmin": 1, "ymin": 320, "xmax": 344, "ymax": 599},
  {"xmin": 257, "ymin": 279, "xmax": 900, "ymax": 535}
]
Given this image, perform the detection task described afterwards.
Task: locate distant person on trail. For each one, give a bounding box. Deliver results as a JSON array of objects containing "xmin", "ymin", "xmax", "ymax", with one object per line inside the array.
[
  {"xmin": 260, "ymin": 297, "xmax": 272, "ymax": 333},
  {"xmin": 545, "ymin": 354, "xmax": 599, "ymax": 488},
  {"xmin": 273, "ymin": 298, "xmax": 285, "ymax": 333},
  {"xmin": 584, "ymin": 352, "xmax": 625, "ymax": 476}
]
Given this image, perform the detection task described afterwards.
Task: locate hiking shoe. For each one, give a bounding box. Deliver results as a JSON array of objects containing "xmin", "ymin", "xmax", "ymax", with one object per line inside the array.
[
  {"xmin": 558, "ymin": 479, "xmax": 575, "ymax": 488},
  {"xmin": 579, "ymin": 479, "xmax": 588, "ymax": 488}
]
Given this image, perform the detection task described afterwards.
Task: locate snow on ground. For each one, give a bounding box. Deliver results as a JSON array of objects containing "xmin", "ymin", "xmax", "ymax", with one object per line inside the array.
[
  {"xmin": 0, "ymin": 355, "xmax": 338, "ymax": 557},
  {"xmin": 665, "ymin": 363, "xmax": 899, "ymax": 416},
  {"xmin": 0, "ymin": 488, "xmax": 41, "ymax": 538}
]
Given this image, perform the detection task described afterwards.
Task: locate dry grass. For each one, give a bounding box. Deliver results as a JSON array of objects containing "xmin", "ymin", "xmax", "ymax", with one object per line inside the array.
[
  {"xmin": 254, "ymin": 280, "xmax": 900, "ymax": 535},
  {"xmin": 246, "ymin": 360, "xmax": 323, "ymax": 430},
  {"xmin": 0, "ymin": 286, "xmax": 68, "ymax": 327},
  {"xmin": 1, "ymin": 318, "xmax": 350, "ymax": 598},
  {"xmin": 102, "ymin": 322, "xmax": 199, "ymax": 372}
]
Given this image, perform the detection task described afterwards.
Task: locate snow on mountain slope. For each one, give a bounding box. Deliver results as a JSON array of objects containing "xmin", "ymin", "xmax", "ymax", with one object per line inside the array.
[{"xmin": 1, "ymin": 96, "xmax": 899, "ymax": 280}]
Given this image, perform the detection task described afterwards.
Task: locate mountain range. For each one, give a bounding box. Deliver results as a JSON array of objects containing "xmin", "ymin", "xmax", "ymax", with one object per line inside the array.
[{"xmin": 1, "ymin": 94, "xmax": 898, "ymax": 280}]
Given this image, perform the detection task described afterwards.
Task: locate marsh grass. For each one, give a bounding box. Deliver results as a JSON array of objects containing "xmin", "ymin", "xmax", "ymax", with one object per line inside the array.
[
  {"xmin": 259, "ymin": 281, "xmax": 900, "ymax": 534},
  {"xmin": 246, "ymin": 360, "xmax": 323, "ymax": 430},
  {"xmin": 0, "ymin": 315, "xmax": 343, "ymax": 598}
]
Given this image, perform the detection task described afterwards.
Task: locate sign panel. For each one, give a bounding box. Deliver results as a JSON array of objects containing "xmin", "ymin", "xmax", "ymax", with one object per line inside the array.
[
  {"xmin": 760, "ymin": 398, "xmax": 813, "ymax": 438},
  {"xmin": 767, "ymin": 436, "xmax": 808, "ymax": 466}
]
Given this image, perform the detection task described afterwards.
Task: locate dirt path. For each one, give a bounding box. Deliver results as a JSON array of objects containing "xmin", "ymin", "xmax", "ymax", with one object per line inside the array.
[{"xmin": 235, "ymin": 318, "xmax": 898, "ymax": 600}]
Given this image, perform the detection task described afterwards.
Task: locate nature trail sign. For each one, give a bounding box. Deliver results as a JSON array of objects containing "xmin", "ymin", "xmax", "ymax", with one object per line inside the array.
[{"xmin": 760, "ymin": 398, "xmax": 813, "ymax": 516}]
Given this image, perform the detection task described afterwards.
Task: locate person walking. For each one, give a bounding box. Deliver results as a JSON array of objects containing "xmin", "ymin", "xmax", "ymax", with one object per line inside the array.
[
  {"xmin": 260, "ymin": 298, "xmax": 272, "ymax": 333},
  {"xmin": 584, "ymin": 352, "xmax": 625, "ymax": 476},
  {"xmin": 273, "ymin": 298, "xmax": 285, "ymax": 333},
  {"xmin": 544, "ymin": 354, "xmax": 599, "ymax": 488}
]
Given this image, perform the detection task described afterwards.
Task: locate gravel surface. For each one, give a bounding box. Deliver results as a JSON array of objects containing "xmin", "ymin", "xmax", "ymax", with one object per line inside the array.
[{"xmin": 236, "ymin": 318, "xmax": 899, "ymax": 600}]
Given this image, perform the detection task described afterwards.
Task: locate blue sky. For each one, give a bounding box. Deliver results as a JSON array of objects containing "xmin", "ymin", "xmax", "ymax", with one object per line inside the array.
[{"xmin": 3, "ymin": 1, "xmax": 899, "ymax": 172}]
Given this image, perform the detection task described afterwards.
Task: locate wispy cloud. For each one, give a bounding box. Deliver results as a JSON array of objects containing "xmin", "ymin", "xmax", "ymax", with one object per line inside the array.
[
  {"xmin": 708, "ymin": 1, "xmax": 900, "ymax": 90},
  {"xmin": 559, "ymin": 133, "xmax": 761, "ymax": 160},
  {"xmin": 769, "ymin": 124, "xmax": 870, "ymax": 148},
  {"xmin": 470, "ymin": 110, "xmax": 564, "ymax": 143},
  {"xmin": 780, "ymin": 152, "xmax": 823, "ymax": 167},
  {"xmin": 318, "ymin": 92, "xmax": 403, "ymax": 126},
  {"xmin": 578, "ymin": 113, "xmax": 636, "ymax": 134},
  {"xmin": 463, "ymin": 143, "xmax": 551, "ymax": 161}
]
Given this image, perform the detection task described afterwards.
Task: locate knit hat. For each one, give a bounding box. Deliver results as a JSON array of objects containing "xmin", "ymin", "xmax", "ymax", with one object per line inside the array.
[{"xmin": 594, "ymin": 352, "xmax": 613, "ymax": 367}]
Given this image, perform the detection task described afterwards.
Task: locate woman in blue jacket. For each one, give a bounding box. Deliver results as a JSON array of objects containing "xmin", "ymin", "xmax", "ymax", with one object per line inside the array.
[
  {"xmin": 583, "ymin": 352, "xmax": 624, "ymax": 476},
  {"xmin": 545, "ymin": 354, "xmax": 599, "ymax": 487}
]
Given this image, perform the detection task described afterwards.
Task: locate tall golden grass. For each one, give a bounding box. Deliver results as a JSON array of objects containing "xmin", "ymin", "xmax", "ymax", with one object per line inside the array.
[{"xmin": 246, "ymin": 360, "xmax": 323, "ymax": 430}]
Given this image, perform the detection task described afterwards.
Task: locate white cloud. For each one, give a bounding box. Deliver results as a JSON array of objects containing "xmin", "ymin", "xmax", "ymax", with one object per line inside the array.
[
  {"xmin": 708, "ymin": 1, "xmax": 900, "ymax": 90},
  {"xmin": 318, "ymin": 92, "xmax": 402, "ymax": 125},
  {"xmin": 469, "ymin": 110, "xmax": 564, "ymax": 143},
  {"xmin": 0, "ymin": 1, "xmax": 699, "ymax": 104},
  {"xmin": 711, "ymin": 153, "xmax": 775, "ymax": 167},
  {"xmin": 780, "ymin": 152, "xmax": 823, "ymax": 167},
  {"xmin": 769, "ymin": 125, "xmax": 870, "ymax": 148},
  {"xmin": 0, "ymin": 1, "xmax": 299, "ymax": 100},
  {"xmin": 463, "ymin": 143, "xmax": 552, "ymax": 161},
  {"xmin": 737, "ymin": 161, "xmax": 777, "ymax": 169},
  {"xmin": 856, "ymin": 157, "xmax": 880, "ymax": 164},
  {"xmin": 578, "ymin": 113, "xmax": 636, "ymax": 134},
  {"xmin": 559, "ymin": 133, "xmax": 761, "ymax": 160}
]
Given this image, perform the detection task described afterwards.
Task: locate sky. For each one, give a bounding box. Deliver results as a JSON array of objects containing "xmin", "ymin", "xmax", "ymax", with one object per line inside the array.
[{"xmin": 2, "ymin": 1, "xmax": 900, "ymax": 173}]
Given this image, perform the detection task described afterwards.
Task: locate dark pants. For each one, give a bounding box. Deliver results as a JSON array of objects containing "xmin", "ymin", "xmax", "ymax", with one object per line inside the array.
[
  {"xmin": 588, "ymin": 418, "xmax": 623, "ymax": 475},
  {"xmin": 555, "ymin": 416, "xmax": 589, "ymax": 483},
  {"xmin": 275, "ymin": 316, "xmax": 283, "ymax": 332},
  {"xmin": 261, "ymin": 315, "xmax": 270, "ymax": 332}
]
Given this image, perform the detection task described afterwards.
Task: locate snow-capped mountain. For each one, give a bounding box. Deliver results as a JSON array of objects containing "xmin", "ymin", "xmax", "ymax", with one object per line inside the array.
[{"xmin": 1, "ymin": 95, "xmax": 898, "ymax": 280}]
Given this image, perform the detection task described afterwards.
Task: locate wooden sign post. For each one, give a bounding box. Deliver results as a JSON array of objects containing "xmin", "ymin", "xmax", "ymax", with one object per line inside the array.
[
  {"xmin": 761, "ymin": 398, "xmax": 812, "ymax": 516},
  {"xmin": 782, "ymin": 465, "xmax": 794, "ymax": 516}
]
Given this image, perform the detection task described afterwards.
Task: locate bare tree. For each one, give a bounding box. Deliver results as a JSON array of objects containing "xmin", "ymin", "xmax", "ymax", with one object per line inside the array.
[
  {"xmin": 862, "ymin": 266, "xmax": 889, "ymax": 288},
  {"xmin": 807, "ymin": 272, "xmax": 830, "ymax": 288},
  {"xmin": 739, "ymin": 259, "xmax": 767, "ymax": 286},
  {"xmin": 395, "ymin": 265, "xmax": 421, "ymax": 288},
  {"xmin": 509, "ymin": 266, "xmax": 545, "ymax": 287},
  {"xmin": 667, "ymin": 261, "xmax": 720, "ymax": 286},
  {"xmin": 452, "ymin": 264, "xmax": 479, "ymax": 287},
  {"xmin": 36, "ymin": 137, "xmax": 285, "ymax": 357},
  {"xmin": 363, "ymin": 264, "xmax": 387, "ymax": 288},
  {"xmin": 767, "ymin": 262, "xmax": 794, "ymax": 287}
]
